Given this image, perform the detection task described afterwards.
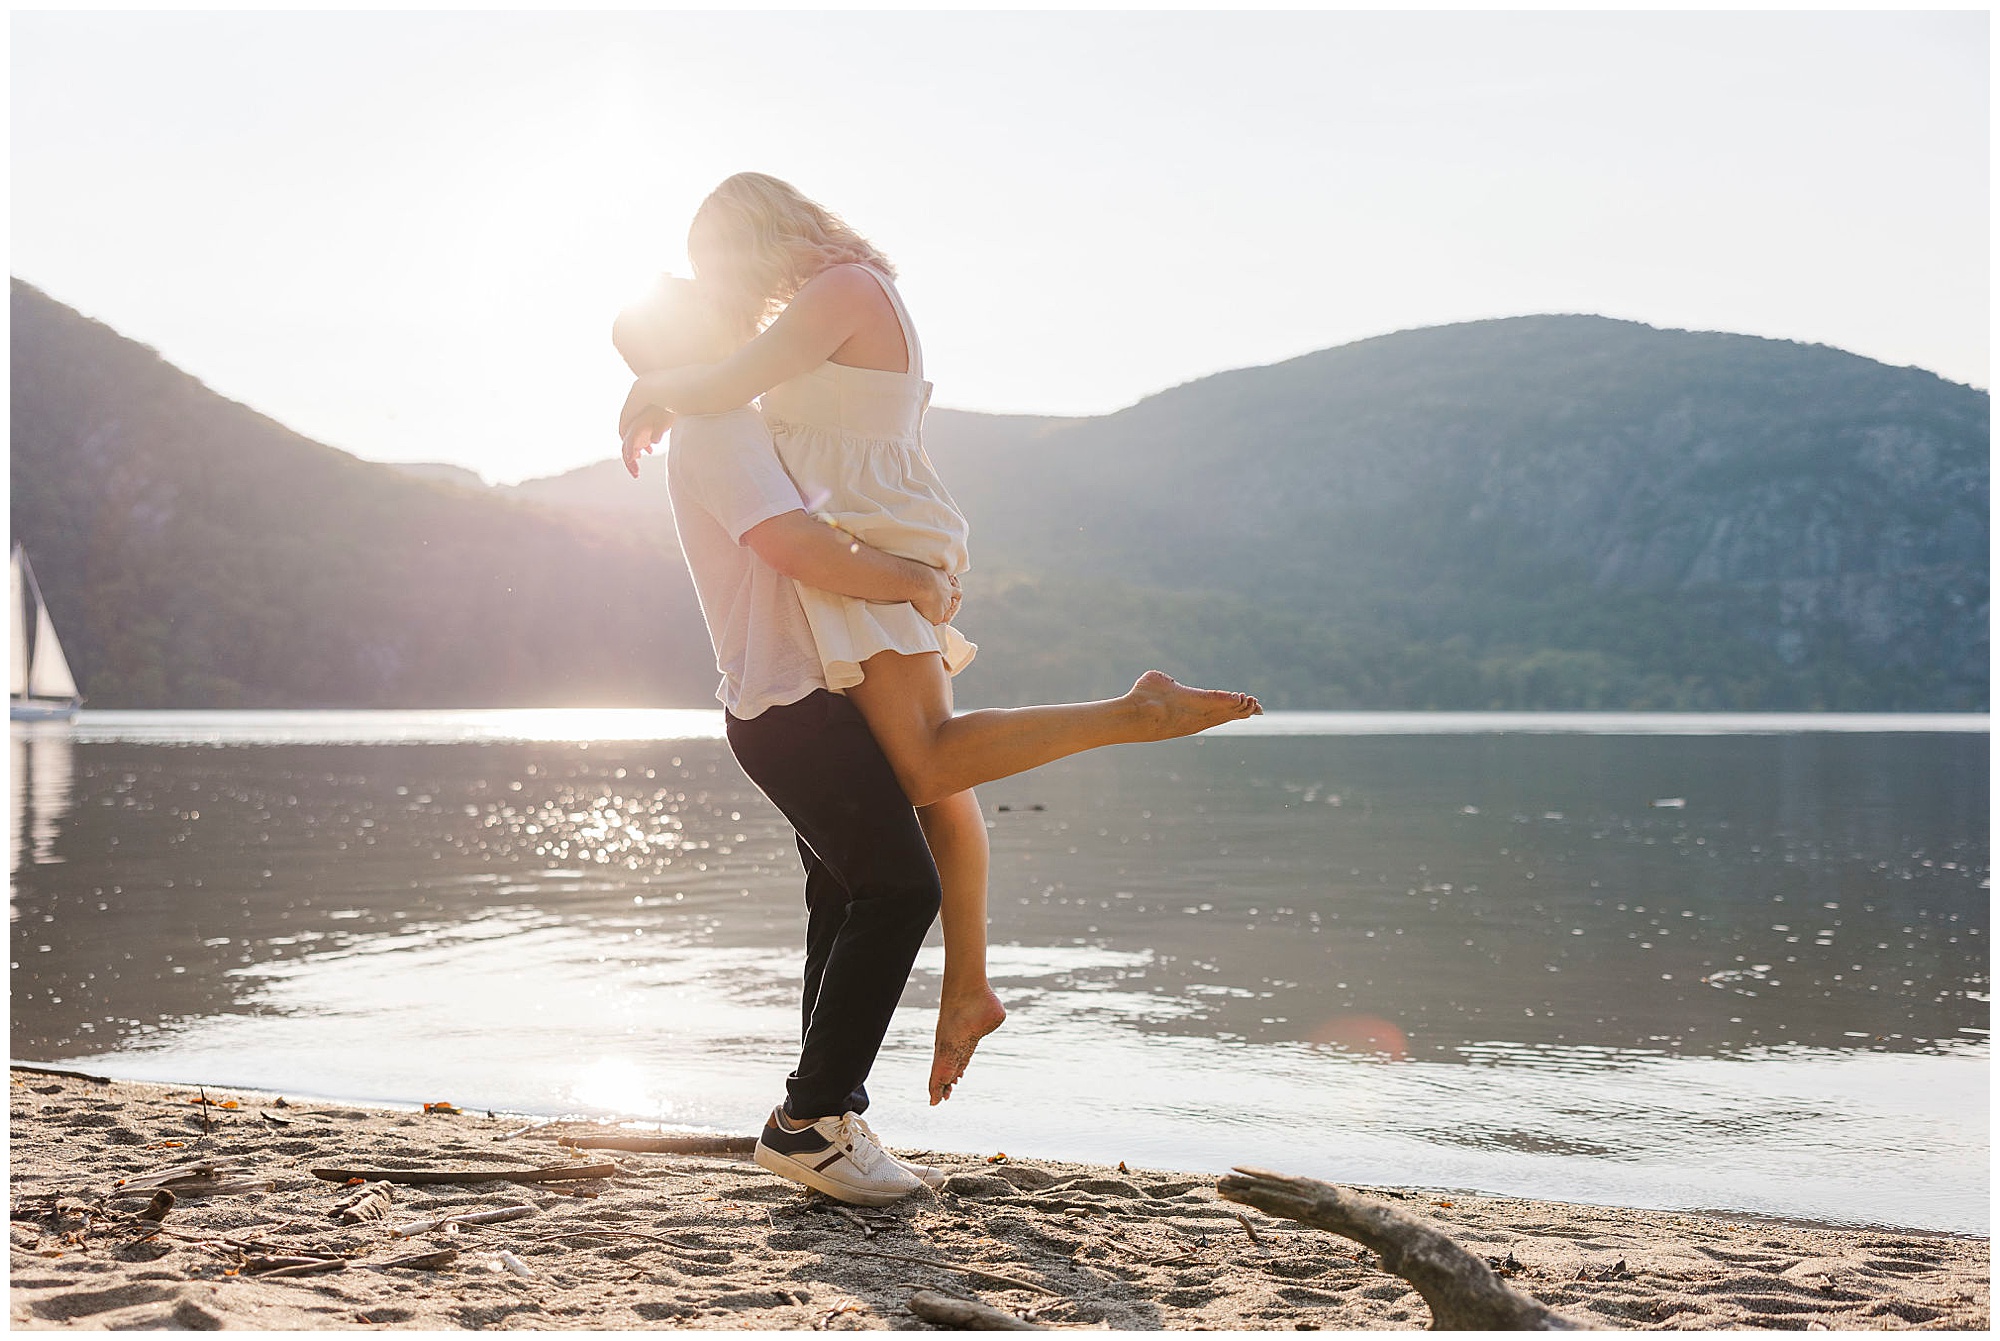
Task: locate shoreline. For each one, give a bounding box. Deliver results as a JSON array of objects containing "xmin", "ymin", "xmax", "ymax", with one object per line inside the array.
[
  {"xmin": 10, "ymin": 1067, "xmax": 1988, "ymax": 1331},
  {"xmin": 11, "ymin": 1061, "xmax": 1974, "ymax": 1242}
]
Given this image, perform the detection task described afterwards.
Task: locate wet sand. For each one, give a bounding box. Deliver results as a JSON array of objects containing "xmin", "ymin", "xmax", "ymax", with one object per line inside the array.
[{"xmin": 8, "ymin": 1068, "xmax": 1988, "ymax": 1331}]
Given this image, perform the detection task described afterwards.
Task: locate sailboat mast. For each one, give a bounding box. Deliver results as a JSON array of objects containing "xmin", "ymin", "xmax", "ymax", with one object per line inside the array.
[{"xmin": 18, "ymin": 546, "xmax": 47, "ymax": 685}]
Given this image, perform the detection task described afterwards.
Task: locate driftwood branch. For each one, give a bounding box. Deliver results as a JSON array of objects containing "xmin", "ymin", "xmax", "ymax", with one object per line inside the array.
[
  {"xmin": 312, "ymin": 1163, "xmax": 615, "ymax": 1186},
  {"xmin": 389, "ymin": 1205, "xmax": 536, "ymax": 1237},
  {"xmin": 9, "ymin": 1062, "xmax": 112, "ymax": 1085},
  {"xmin": 115, "ymin": 1161, "xmax": 252, "ymax": 1190},
  {"xmin": 831, "ymin": 1206, "xmax": 877, "ymax": 1239},
  {"xmin": 248, "ymin": 1258, "xmax": 348, "ymax": 1280},
  {"xmin": 110, "ymin": 1163, "xmax": 272, "ymax": 1200},
  {"xmin": 557, "ymin": 1134, "xmax": 756, "ymax": 1155},
  {"xmin": 132, "ymin": 1227, "xmax": 335, "ymax": 1257},
  {"xmin": 243, "ymin": 1254, "xmax": 345, "ymax": 1276},
  {"xmin": 371, "ymin": 1248, "xmax": 459, "ymax": 1271},
  {"xmin": 1217, "ymin": 1167, "xmax": 1587, "ymax": 1331},
  {"xmin": 908, "ymin": 1289, "xmax": 1047, "ymax": 1330},
  {"xmin": 495, "ymin": 1119, "xmax": 562, "ymax": 1141}
]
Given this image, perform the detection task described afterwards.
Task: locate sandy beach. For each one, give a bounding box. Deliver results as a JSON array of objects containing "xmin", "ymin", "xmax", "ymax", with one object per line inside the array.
[{"xmin": 8, "ymin": 1066, "xmax": 1987, "ymax": 1331}]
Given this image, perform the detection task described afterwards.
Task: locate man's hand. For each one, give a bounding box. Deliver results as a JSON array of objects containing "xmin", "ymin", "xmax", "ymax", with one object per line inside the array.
[
  {"xmin": 622, "ymin": 408, "xmax": 671, "ymax": 479},
  {"xmin": 910, "ymin": 568, "xmax": 962, "ymax": 625},
  {"xmin": 744, "ymin": 511, "xmax": 968, "ymax": 619}
]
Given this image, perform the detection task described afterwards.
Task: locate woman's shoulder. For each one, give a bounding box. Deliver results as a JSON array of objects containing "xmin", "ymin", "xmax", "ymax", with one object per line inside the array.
[
  {"xmin": 784, "ymin": 263, "xmax": 904, "ymax": 344},
  {"xmin": 794, "ymin": 261, "xmax": 887, "ymax": 305}
]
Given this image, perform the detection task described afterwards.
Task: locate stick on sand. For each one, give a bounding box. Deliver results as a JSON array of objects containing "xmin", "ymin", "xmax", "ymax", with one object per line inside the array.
[
  {"xmin": 389, "ymin": 1205, "xmax": 535, "ymax": 1237},
  {"xmin": 908, "ymin": 1289, "xmax": 1048, "ymax": 1330},
  {"xmin": 313, "ymin": 1163, "xmax": 615, "ymax": 1186},
  {"xmin": 1218, "ymin": 1167, "xmax": 1587, "ymax": 1330},
  {"xmin": 558, "ymin": 1134, "xmax": 757, "ymax": 1155}
]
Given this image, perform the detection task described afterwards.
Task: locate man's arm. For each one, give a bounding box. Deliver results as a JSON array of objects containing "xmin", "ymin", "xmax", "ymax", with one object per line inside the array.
[
  {"xmin": 657, "ymin": 387, "xmax": 959, "ymax": 624},
  {"xmin": 744, "ymin": 512, "xmax": 958, "ymax": 625},
  {"xmin": 618, "ymin": 266, "xmax": 875, "ymax": 436}
]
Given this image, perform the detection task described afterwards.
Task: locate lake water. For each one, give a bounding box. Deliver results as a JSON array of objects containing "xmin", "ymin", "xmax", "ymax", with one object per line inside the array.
[{"xmin": 9, "ymin": 711, "xmax": 1989, "ymax": 1234}]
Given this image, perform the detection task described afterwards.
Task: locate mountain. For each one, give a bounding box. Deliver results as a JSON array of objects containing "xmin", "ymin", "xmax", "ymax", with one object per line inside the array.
[
  {"xmin": 10, "ymin": 280, "xmax": 1987, "ymax": 710},
  {"xmin": 10, "ymin": 280, "xmax": 717, "ymax": 709},
  {"xmin": 387, "ymin": 461, "xmax": 489, "ymax": 491},
  {"xmin": 499, "ymin": 454, "xmax": 670, "ymax": 517},
  {"xmin": 921, "ymin": 317, "xmax": 1988, "ymax": 710}
]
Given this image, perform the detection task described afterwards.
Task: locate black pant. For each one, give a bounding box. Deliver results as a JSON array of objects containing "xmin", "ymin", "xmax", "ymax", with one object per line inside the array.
[{"xmin": 724, "ymin": 689, "xmax": 942, "ymax": 1120}]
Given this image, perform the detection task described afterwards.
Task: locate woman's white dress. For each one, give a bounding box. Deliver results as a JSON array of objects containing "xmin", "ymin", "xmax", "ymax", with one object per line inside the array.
[{"xmin": 757, "ymin": 263, "xmax": 976, "ymax": 690}]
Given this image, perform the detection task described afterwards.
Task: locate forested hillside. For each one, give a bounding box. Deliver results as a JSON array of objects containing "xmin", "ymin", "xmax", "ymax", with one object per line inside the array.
[
  {"xmin": 924, "ymin": 317, "xmax": 1988, "ymax": 710},
  {"xmin": 11, "ymin": 281, "xmax": 1987, "ymax": 710},
  {"xmin": 10, "ymin": 281, "xmax": 716, "ymax": 708}
]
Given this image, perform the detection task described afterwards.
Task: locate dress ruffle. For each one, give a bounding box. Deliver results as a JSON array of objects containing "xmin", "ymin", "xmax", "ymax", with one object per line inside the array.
[{"xmin": 797, "ymin": 585, "xmax": 977, "ymax": 690}]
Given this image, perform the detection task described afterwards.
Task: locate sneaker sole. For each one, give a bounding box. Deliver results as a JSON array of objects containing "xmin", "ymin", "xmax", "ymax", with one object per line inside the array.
[{"xmin": 754, "ymin": 1140, "xmax": 920, "ymax": 1207}]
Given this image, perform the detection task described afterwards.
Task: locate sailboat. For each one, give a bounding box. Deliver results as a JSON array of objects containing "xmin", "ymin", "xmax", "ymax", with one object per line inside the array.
[{"xmin": 10, "ymin": 544, "xmax": 83, "ymax": 721}]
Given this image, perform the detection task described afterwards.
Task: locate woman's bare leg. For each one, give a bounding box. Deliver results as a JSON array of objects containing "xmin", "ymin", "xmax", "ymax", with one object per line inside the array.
[
  {"xmin": 845, "ymin": 655, "xmax": 1260, "ymax": 810},
  {"xmin": 915, "ymin": 789, "xmax": 1005, "ymax": 1105},
  {"xmin": 845, "ymin": 654, "xmax": 1007, "ymax": 1105},
  {"xmin": 842, "ymin": 651, "xmax": 1259, "ymax": 1102}
]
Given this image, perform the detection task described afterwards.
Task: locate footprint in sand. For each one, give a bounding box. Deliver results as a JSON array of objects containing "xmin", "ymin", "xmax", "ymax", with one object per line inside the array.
[
  {"xmin": 28, "ymin": 1283, "xmax": 180, "ymax": 1323},
  {"xmin": 1262, "ymin": 1258, "xmax": 1334, "ymax": 1281}
]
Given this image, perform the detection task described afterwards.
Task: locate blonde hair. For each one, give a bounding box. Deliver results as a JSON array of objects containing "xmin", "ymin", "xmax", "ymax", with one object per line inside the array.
[{"xmin": 691, "ymin": 172, "xmax": 895, "ymax": 337}]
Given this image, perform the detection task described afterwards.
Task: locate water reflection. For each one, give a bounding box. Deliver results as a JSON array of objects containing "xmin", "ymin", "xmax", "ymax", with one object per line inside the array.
[
  {"xmin": 10, "ymin": 733, "xmax": 1988, "ymax": 1062},
  {"xmin": 978, "ymin": 733, "xmax": 1989, "ymax": 1060},
  {"xmin": 68, "ymin": 709, "xmax": 727, "ymax": 747},
  {"xmin": 6, "ymin": 723, "xmax": 1987, "ymax": 1231},
  {"xmin": 10, "ymin": 726, "xmax": 74, "ymax": 874}
]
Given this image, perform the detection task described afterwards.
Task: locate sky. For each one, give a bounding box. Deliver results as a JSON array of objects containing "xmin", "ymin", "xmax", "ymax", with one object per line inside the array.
[{"xmin": 10, "ymin": 8, "xmax": 1989, "ymax": 485}]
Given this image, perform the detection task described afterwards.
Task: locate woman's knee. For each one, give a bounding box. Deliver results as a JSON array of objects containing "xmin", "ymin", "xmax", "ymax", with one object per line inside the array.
[
  {"xmin": 899, "ymin": 768, "xmax": 957, "ymax": 810},
  {"xmin": 863, "ymin": 736, "xmax": 951, "ymax": 808},
  {"xmin": 857, "ymin": 733, "xmax": 950, "ymax": 807},
  {"xmin": 846, "ymin": 656, "xmax": 955, "ymax": 803}
]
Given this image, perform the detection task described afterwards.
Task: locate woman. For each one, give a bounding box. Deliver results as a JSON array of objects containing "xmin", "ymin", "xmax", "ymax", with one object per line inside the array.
[{"xmin": 620, "ymin": 172, "xmax": 1260, "ymax": 1105}]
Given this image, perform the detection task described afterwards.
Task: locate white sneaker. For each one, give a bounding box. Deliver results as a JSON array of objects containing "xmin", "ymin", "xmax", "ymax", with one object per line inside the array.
[
  {"xmin": 847, "ymin": 1114, "xmax": 947, "ymax": 1189},
  {"xmin": 754, "ymin": 1108, "xmax": 925, "ymax": 1207}
]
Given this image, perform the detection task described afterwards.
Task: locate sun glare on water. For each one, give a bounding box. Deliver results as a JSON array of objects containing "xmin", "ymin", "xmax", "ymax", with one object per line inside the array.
[{"xmin": 564, "ymin": 1056, "xmax": 667, "ymax": 1121}]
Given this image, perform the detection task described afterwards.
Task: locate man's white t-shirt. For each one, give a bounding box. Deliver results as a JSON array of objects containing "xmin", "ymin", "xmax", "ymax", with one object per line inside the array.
[{"xmin": 665, "ymin": 408, "xmax": 829, "ymax": 720}]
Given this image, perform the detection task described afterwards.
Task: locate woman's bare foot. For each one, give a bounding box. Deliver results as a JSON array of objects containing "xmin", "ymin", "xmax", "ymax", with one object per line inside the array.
[
  {"xmin": 1127, "ymin": 670, "xmax": 1262, "ymax": 741},
  {"xmin": 929, "ymin": 987, "xmax": 1007, "ymax": 1105}
]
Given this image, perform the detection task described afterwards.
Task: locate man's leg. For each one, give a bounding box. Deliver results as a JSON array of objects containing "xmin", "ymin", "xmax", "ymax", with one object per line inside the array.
[
  {"xmin": 797, "ymin": 835, "xmax": 868, "ymax": 1116},
  {"xmin": 726, "ymin": 690, "xmax": 941, "ymax": 1122}
]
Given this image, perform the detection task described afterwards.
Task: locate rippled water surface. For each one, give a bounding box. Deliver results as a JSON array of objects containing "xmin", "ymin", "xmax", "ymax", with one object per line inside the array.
[{"xmin": 10, "ymin": 711, "xmax": 1989, "ymax": 1233}]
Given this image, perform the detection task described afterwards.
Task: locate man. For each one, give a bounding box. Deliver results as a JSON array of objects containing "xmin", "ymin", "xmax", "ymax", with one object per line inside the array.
[{"xmin": 623, "ymin": 405, "xmax": 955, "ymax": 1207}]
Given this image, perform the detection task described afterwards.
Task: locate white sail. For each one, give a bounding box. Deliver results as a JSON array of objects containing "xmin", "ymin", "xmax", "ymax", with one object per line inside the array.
[
  {"xmin": 28, "ymin": 602, "xmax": 79, "ymax": 701},
  {"xmin": 9, "ymin": 548, "xmax": 28, "ymax": 697}
]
